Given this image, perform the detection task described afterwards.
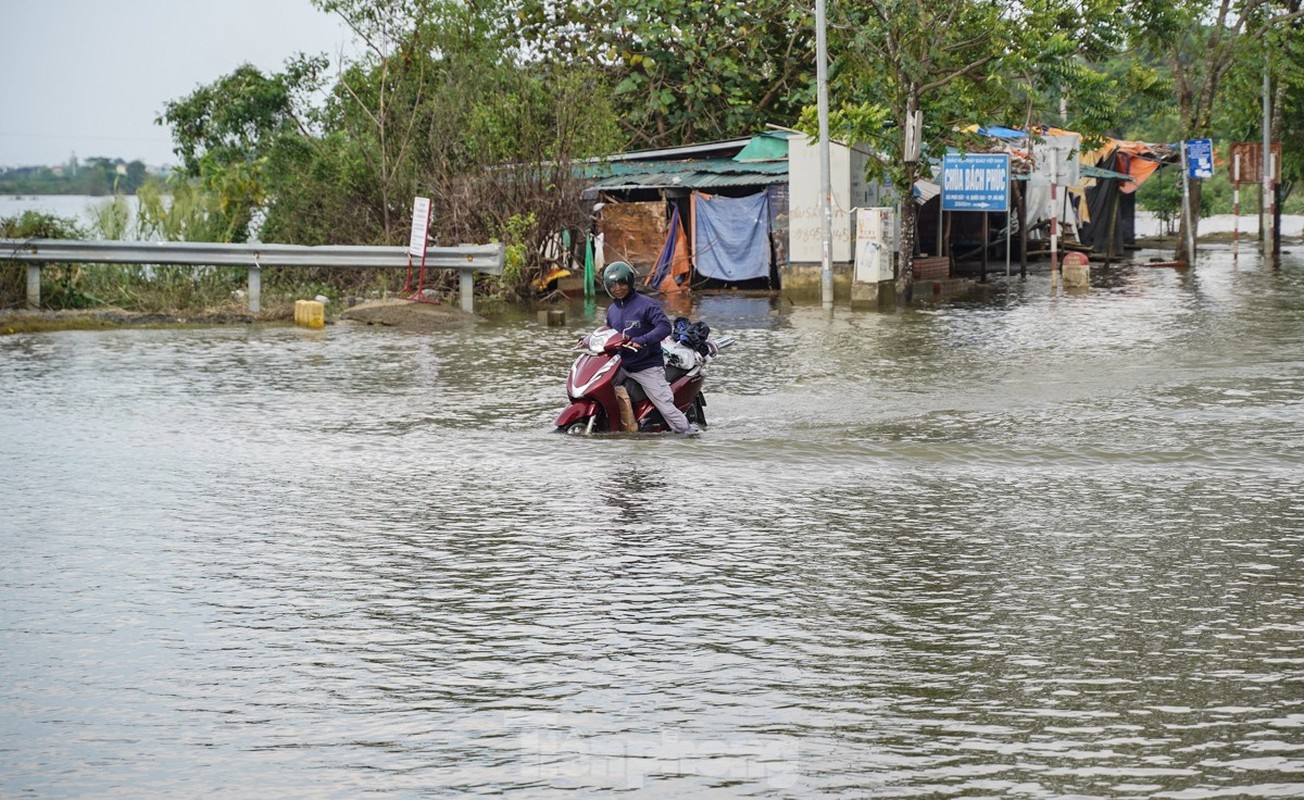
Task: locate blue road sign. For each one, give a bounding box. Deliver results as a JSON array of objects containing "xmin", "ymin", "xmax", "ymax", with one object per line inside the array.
[
  {"xmin": 941, "ymin": 153, "xmax": 1010, "ymax": 212},
  {"xmin": 1186, "ymin": 138, "xmax": 1213, "ymax": 179}
]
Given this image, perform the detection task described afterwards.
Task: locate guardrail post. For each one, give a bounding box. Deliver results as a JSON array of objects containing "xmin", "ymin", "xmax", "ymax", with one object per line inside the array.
[
  {"xmin": 460, "ymin": 269, "xmax": 474, "ymax": 314},
  {"xmin": 248, "ymin": 265, "xmax": 261, "ymax": 313},
  {"xmin": 26, "ymin": 265, "xmax": 40, "ymax": 309}
]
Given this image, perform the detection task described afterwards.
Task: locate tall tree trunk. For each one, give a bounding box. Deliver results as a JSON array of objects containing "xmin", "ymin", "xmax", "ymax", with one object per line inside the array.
[
  {"xmin": 897, "ymin": 177, "xmax": 918, "ymax": 303},
  {"xmin": 895, "ymin": 91, "xmax": 920, "ymax": 303},
  {"xmin": 1176, "ymin": 179, "xmax": 1201, "ymax": 262}
]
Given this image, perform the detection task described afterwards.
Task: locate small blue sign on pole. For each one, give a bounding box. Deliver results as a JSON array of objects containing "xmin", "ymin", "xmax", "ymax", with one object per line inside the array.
[
  {"xmin": 1187, "ymin": 138, "xmax": 1214, "ymax": 179},
  {"xmin": 941, "ymin": 153, "xmax": 1010, "ymax": 212}
]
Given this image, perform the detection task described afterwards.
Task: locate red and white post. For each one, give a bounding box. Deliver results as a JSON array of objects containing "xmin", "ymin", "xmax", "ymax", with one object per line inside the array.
[
  {"xmin": 1050, "ymin": 153, "xmax": 1059, "ymax": 276},
  {"xmin": 405, "ymin": 196, "xmax": 433, "ymax": 300},
  {"xmin": 1233, "ymin": 154, "xmax": 1241, "ymax": 268}
]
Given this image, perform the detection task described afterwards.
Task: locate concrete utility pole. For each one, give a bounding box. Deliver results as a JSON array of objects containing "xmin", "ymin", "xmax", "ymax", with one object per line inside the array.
[
  {"xmin": 1263, "ymin": 52, "xmax": 1275, "ymax": 268},
  {"xmin": 816, "ymin": 0, "xmax": 834, "ymax": 308},
  {"xmin": 1180, "ymin": 140, "xmax": 1196, "ymax": 263}
]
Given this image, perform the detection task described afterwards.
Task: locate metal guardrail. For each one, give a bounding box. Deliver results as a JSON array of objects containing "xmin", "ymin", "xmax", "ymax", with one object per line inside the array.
[{"xmin": 1, "ymin": 238, "xmax": 506, "ymax": 314}]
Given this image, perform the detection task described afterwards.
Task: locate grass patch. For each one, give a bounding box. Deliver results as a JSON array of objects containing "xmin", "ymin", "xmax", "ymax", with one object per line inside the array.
[{"xmin": 0, "ymin": 300, "xmax": 297, "ymax": 335}]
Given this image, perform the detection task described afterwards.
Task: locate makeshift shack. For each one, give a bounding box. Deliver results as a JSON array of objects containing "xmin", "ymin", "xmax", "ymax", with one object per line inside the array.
[
  {"xmin": 580, "ymin": 130, "xmax": 888, "ymax": 292},
  {"xmin": 913, "ymin": 126, "xmax": 1177, "ymax": 276}
]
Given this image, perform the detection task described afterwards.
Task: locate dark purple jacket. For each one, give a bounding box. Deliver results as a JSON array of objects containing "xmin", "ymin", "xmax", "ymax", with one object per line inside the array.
[{"xmin": 605, "ymin": 290, "xmax": 669, "ymax": 373}]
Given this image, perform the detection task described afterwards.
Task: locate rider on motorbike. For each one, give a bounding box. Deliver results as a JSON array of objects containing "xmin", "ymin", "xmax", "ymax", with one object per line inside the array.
[{"xmin": 602, "ymin": 261, "xmax": 699, "ymax": 436}]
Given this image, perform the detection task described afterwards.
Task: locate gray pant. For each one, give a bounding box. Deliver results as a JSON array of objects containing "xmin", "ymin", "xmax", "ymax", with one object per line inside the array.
[{"xmin": 621, "ymin": 366, "xmax": 693, "ymax": 433}]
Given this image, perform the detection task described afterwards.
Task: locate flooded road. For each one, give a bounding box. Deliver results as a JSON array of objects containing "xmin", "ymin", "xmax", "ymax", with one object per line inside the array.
[{"xmin": 3, "ymin": 246, "xmax": 1303, "ymax": 798}]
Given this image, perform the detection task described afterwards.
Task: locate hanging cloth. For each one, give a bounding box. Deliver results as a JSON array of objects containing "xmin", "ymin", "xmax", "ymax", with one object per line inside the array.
[
  {"xmin": 583, "ymin": 233, "xmax": 595, "ymax": 297},
  {"xmin": 691, "ymin": 191, "xmax": 772, "ymax": 282},
  {"xmin": 646, "ymin": 205, "xmax": 692, "ymax": 293}
]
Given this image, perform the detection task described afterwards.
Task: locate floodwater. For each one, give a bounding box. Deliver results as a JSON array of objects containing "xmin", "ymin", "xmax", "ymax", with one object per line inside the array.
[
  {"xmin": 2, "ymin": 244, "xmax": 1303, "ymax": 798},
  {"xmin": 0, "ymin": 193, "xmax": 140, "ymax": 229}
]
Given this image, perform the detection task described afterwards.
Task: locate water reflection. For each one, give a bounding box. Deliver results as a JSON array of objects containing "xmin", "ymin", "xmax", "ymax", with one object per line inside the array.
[
  {"xmin": 1, "ymin": 248, "xmax": 1302, "ymax": 797},
  {"xmin": 692, "ymin": 294, "xmax": 787, "ymax": 329}
]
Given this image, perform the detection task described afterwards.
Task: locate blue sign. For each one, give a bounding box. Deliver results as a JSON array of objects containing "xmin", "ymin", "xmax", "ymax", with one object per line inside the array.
[
  {"xmin": 941, "ymin": 153, "xmax": 1010, "ymax": 211},
  {"xmin": 1186, "ymin": 138, "xmax": 1214, "ymax": 179}
]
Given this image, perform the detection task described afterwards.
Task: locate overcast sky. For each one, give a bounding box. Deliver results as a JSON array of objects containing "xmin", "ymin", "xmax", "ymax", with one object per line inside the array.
[{"xmin": 0, "ymin": 0, "xmax": 356, "ymax": 168}]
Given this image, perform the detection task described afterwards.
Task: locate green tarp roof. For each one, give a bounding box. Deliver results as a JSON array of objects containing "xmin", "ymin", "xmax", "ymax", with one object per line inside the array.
[
  {"xmin": 582, "ymin": 131, "xmax": 792, "ymax": 190},
  {"xmin": 733, "ymin": 131, "xmax": 791, "ymax": 162}
]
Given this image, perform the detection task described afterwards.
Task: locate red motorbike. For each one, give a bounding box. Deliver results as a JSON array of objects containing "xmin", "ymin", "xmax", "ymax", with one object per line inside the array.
[{"xmin": 553, "ymin": 325, "xmax": 731, "ymax": 435}]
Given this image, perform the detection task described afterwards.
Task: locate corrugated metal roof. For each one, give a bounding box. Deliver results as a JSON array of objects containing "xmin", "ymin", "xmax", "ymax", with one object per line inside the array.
[
  {"xmin": 588, "ymin": 158, "xmax": 787, "ymax": 176},
  {"xmin": 583, "ymin": 158, "xmax": 788, "ymax": 190},
  {"xmin": 591, "ymin": 137, "xmax": 754, "ymax": 163},
  {"xmin": 590, "ymin": 172, "xmax": 785, "ymax": 190}
]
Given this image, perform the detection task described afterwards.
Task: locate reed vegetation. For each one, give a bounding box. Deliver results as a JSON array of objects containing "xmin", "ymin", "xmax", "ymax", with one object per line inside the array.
[{"xmin": 0, "ymin": 189, "xmax": 429, "ymax": 314}]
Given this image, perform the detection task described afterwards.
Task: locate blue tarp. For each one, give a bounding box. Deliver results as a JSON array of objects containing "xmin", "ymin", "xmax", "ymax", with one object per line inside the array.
[
  {"xmin": 693, "ymin": 192, "xmax": 771, "ymax": 282},
  {"xmin": 978, "ymin": 125, "xmax": 1026, "ymax": 140}
]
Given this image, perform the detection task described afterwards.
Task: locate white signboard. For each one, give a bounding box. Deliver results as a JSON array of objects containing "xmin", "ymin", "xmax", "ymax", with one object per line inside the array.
[
  {"xmin": 854, "ymin": 207, "xmax": 896, "ymax": 283},
  {"xmin": 1033, "ymin": 133, "xmax": 1081, "ymax": 186},
  {"xmin": 408, "ymin": 197, "xmax": 432, "ymax": 257}
]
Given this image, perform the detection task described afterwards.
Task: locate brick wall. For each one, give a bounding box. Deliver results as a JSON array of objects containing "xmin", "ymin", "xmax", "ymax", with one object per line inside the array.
[{"xmin": 914, "ymin": 256, "xmax": 951, "ymax": 281}]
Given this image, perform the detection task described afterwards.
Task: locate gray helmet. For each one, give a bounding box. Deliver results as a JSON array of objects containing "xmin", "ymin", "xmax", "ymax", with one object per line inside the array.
[{"xmin": 602, "ymin": 261, "xmax": 637, "ymax": 297}]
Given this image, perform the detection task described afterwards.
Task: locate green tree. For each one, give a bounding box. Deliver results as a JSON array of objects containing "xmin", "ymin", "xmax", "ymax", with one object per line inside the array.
[
  {"xmin": 0, "ymin": 212, "xmax": 86, "ymax": 308},
  {"xmin": 1213, "ymin": 0, "xmax": 1304, "ymax": 207},
  {"xmin": 144, "ymin": 0, "xmax": 624, "ymax": 295},
  {"xmin": 310, "ymin": 0, "xmax": 450, "ymax": 242},
  {"xmin": 79, "ymin": 158, "xmax": 113, "ymax": 196},
  {"xmin": 1128, "ymin": 0, "xmax": 1301, "ymax": 259},
  {"xmin": 0, "ymin": 158, "xmax": 156, "ymax": 196},
  {"xmin": 808, "ymin": 0, "xmax": 1121, "ymax": 297},
  {"xmin": 123, "ymin": 160, "xmax": 148, "ymax": 194},
  {"xmin": 430, "ymin": 63, "xmax": 622, "ymax": 294},
  {"xmin": 300, "ymin": 0, "xmax": 622, "ymax": 254},
  {"xmin": 158, "ymin": 58, "xmax": 328, "ymax": 242},
  {"xmin": 503, "ymin": 0, "xmax": 815, "ymax": 148}
]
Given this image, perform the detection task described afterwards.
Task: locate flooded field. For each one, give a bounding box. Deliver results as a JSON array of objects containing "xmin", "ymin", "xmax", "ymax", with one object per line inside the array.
[{"xmin": 2, "ymin": 244, "xmax": 1302, "ymax": 797}]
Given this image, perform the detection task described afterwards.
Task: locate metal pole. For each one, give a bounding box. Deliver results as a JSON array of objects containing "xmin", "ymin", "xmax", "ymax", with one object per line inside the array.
[
  {"xmin": 1263, "ymin": 53, "xmax": 1274, "ymax": 267},
  {"xmin": 816, "ymin": 0, "xmax": 834, "ymax": 308},
  {"xmin": 1268, "ymin": 152, "xmax": 1279, "ymax": 268},
  {"xmin": 1180, "ymin": 139, "xmax": 1195, "ymax": 263},
  {"xmin": 1019, "ymin": 182, "xmax": 1028, "ymax": 279}
]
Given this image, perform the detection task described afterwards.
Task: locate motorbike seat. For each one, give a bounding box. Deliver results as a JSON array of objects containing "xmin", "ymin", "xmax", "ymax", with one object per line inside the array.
[{"xmin": 624, "ymin": 364, "xmax": 691, "ymax": 404}]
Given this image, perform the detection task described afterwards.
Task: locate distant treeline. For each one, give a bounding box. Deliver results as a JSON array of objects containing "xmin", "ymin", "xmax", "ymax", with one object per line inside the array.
[{"xmin": 0, "ymin": 157, "xmax": 168, "ymax": 196}]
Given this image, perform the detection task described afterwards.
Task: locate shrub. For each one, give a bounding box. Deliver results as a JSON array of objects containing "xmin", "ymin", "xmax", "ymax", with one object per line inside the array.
[{"xmin": 0, "ymin": 211, "xmax": 87, "ymax": 309}]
